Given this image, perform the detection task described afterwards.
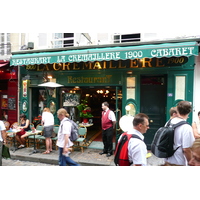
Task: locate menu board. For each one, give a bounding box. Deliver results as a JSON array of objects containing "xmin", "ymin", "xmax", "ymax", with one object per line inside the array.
[{"xmin": 8, "ymin": 97, "xmax": 16, "ymax": 110}]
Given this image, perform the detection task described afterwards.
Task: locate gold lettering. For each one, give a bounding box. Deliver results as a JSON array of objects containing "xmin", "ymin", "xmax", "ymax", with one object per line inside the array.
[
  {"xmin": 109, "ymin": 61, "xmax": 116, "ymax": 69},
  {"xmin": 62, "ymin": 63, "xmax": 70, "ymax": 70},
  {"xmin": 118, "ymin": 60, "xmax": 126, "ymax": 68},
  {"xmin": 130, "ymin": 59, "xmax": 139, "ymax": 68},
  {"xmin": 103, "ymin": 61, "xmax": 106, "ymax": 69},
  {"xmin": 141, "ymin": 58, "xmax": 152, "ymax": 68},
  {"xmin": 37, "ymin": 65, "xmax": 45, "ymax": 71},
  {"xmin": 53, "ymin": 63, "xmax": 61, "ymax": 71},
  {"xmin": 156, "ymin": 58, "xmax": 165, "ymax": 67},
  {"xmin": 73, "ymin": 63, "xmax": 80, "ymax": 70}
]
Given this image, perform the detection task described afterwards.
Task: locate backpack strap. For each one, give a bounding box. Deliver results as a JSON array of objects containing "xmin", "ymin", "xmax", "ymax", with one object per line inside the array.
[{"xmin": 172, "ymin": 120, "xmax": 188, "ymax": 129}]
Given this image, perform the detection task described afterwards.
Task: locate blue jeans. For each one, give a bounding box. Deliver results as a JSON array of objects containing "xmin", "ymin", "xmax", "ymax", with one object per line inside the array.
[{"xmin": 58, "ymin": 147, "xmax": 80, "ymax": 166}]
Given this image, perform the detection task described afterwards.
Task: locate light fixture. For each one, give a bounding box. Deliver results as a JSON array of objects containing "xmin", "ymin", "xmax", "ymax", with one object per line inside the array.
[
  {"xmin": 38, "ymin": 82, "xmax": 64, "ymax": 88},
  {"xmin": 47, "ymin": 75, "xmax": 53, "ymax": 79}
]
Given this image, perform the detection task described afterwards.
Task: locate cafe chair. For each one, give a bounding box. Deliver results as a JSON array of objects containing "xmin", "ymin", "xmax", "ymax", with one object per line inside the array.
[
  {"xmin": 10, "ymin": 122, "xmax": 19, "ymax": 129},
  {"xmin": 51, "ymin": 125, "xmax": 59, "ymax": 150},
  {"xmin": 7, "ymin": 122, "xmax": 19, "ymax": 147},
  {"xmin": 3, "ymin": 121, "xmax": 10, "ymax": 131},
  {"xmin": 28, "ymin": 124, "xmax": 43, "ymax": 148},
  {"xmin": 73, "ymin": 127, "xmax": 87, "ymax": 153}
]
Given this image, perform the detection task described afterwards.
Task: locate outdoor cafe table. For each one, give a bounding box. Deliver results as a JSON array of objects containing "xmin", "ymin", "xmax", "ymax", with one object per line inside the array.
[
  {"xmin": 6, "ymin": 129, "xmax": 21, "ymax": 152},
  {"xmin": 25, "ymin": 130, "xmax": 42, "ymax": 155}
]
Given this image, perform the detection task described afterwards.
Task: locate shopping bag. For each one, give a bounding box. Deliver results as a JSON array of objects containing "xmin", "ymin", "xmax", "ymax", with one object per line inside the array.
[{"xmin": 2, "ymin": 144, "xmax": 11, "ymax": 159}]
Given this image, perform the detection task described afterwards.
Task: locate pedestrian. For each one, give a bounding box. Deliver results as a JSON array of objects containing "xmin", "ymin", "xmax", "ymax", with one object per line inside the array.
[
  {"xmin": 192, "ymin": 111, "xmax": 200, "ymax": 139},
  {"xmin": 0, "ymin": 120, "xmax": 7, "ymax": 166},
  {"xmin": 16, "ymin": 113, "xmax": 31, "ymax": 148},
  {"xmin": 41, "ymin": 107, "xmax": 54, "ymax": 154},
  {"xmin": 164, "ymin": 101, "xmax": 195, "ymax": 166},
  {"xmin": 169, "ymin": 107, "xmax": 178, "ymax": 119},
  {"xmin": 118, "ymin": 113, "xmax": 149, "ymax": 166},
  {"xmin": 56, "ymin": 108, "xmax": 79, "ymax": 166},
  {"xmin": 99, "ymin": 101, "xmax": 116, "ymax": 157},
  {"xmin": 189, "ymin": 139, "xmax": 200, "ymax": 166}
]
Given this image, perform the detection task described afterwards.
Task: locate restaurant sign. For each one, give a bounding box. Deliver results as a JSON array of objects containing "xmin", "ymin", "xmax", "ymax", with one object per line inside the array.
[{"xmin": 11, "ymin": 42, "xmax": 198, "ymax": 66}]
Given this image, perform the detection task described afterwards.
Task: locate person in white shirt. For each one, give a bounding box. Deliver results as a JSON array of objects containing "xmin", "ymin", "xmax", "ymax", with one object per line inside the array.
[
  {"xmin": 41, "ymin": 108, "xmax": 54, "ymax": 154},
  {"xmin": 118, "ymin": 113, "xmax": 149, "ymax": 166},
  {"xmin": 165, "ymin": 101, "xmax": 195, "ymax": 166},
  {"xmin": 56, "ymin": 108, "xmax": 79, "ymax": 166},
  {"xmin": 0, "ymin": 120, "xmax": 7, "ymax": 166}
]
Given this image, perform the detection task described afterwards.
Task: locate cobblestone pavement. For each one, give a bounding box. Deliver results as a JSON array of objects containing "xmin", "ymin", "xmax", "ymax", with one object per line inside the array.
[{"xmin": 2, "ymin": 159, "xmax": 57, "ymax": 166}]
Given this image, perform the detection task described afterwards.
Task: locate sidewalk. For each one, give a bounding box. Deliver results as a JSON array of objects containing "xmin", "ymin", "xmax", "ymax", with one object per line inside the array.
[{"xmin": 8, "ymin": 146, "xmax": 165, "ymax": 166}]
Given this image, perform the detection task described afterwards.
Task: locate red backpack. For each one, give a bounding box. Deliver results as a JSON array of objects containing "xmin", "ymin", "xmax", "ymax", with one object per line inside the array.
[{"xmin": 114, "ymin": 132, "xmax": 142, "ymax": 166}]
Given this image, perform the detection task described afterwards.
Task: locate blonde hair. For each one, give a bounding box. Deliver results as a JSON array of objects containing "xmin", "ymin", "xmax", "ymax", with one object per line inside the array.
[
  {"xmin": 57, "ymin": 108, "xmax": 69, "ymax": 118},
  {"xmin": 191, "ymin": 139, "xmax": 200, "ymax": 151},
  {"xmin": 43, "ymin": 107, "xmax": 50, "ymax": 112}
]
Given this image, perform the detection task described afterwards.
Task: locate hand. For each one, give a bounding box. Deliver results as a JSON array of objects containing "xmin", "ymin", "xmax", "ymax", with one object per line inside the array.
[{"xmin": 63, "ymin": 147, "xmax": 69, "ymax": 154}]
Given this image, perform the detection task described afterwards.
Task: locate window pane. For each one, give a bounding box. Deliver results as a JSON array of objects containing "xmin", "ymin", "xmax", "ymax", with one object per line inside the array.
[
  {"xmin": 175, "ymin": 76, "xmax": 185, "ymax": 100},
  {"xmin": 127, "ymin": 77, "xmax": 135, "ymax": 99}
]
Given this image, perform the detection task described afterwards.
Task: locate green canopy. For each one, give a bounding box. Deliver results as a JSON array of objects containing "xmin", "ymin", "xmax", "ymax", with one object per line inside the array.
[{"xmin": 11, "ymin": 42, "xmax": 198, "ymax": 66}]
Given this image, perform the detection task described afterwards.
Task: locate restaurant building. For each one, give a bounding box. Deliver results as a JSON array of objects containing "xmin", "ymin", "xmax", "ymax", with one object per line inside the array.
[
  {"xmin": 0, "ymin": 60, "xmax": 18, "ymax": 125},
  {"xmin": 10, "ymin": 39, "xmax": 200, "ymax": 149}
]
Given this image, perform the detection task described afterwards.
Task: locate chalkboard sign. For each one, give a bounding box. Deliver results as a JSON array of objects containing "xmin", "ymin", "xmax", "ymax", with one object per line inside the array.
[{"xmin": 8, "ymin": 98, "xmax": 16, "ymax": 110}]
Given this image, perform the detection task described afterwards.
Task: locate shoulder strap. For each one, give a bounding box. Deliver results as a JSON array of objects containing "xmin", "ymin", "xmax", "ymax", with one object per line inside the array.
[
  {"xmin": 131, "ymin": 134, "xmax": 143, "ymax": 141},
  {"xmin": 172, "ymin": 120, "xmax": 188, "ymax": 129}
]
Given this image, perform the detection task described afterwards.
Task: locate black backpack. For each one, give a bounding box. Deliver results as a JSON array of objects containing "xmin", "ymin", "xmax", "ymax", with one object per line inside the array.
[{"xmin": 151, "ymin": 119, "xmax": 188, "ymax": 158}]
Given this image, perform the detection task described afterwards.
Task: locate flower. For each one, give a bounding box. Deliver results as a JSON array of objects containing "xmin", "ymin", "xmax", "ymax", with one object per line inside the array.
[{"xmin": 77, "ymin": 99, "xmax": 93, "ymax": 118}]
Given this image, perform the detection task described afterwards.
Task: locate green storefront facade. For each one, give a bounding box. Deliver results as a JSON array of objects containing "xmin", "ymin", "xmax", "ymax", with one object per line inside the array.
[{"xmin": 11, "ymin": 41, "xmax": 199, "ymax": 149}]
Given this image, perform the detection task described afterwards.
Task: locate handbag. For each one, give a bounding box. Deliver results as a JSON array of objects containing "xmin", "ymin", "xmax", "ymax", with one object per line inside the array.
[{"xmin": 2, "ymin": 144, "xmax": 11, "ymax": 159}]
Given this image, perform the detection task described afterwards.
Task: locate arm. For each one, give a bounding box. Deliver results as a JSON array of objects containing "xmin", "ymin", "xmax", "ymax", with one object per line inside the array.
[
  {"xmin": 1, "ymin": 130, "xmax": 7, "ymax": 144},
  {"xmin": 112, "ymin": 121, "xmax": 116, "ymax": 129},
  {"xmin": 63, "ymin": 134, "xmax": 70, "ymax": 154},
  {"xmin": 183, "ymin": 147, "xmax": 192, "ymax": 163},
  {"xmin": 192, "ymin": 122, "xmax": 200, "ymax": 139}
]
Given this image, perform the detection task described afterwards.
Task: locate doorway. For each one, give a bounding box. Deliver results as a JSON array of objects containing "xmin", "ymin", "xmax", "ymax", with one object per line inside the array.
[
  {"xmin": 140, "ymin": 75, "xmax": 167, "ymax": 149},
  {"xmin": 61, "ymin": 86, "xmax": 122, "ymax": 142}
]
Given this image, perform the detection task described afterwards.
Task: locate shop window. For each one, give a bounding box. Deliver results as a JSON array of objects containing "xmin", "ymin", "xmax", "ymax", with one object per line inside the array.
[
  {"xmin": 175, "ymin": 76, "xmax": 185, "ymax": 100},
  {"xmin": 127, "ymin": 77, "xmax": 136, "ymax": 100}
]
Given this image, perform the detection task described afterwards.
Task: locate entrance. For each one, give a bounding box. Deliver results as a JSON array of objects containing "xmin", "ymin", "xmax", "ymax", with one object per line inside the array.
[
  {"xmin": 140, "ymin": 75, "xmax": 167, "ymax": 149},
  {"xmin": 61, "ymin": 86, "xmax": 122, "ymax": 142}
]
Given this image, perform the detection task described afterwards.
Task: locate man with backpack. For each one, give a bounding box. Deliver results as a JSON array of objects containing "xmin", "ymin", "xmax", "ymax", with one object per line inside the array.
[
  {"xmin": 56, "ymin": 108, "xmax": 79, "ymax": 166},
  {"xmin": 164, "ymin": 101, "xmax": 195, "ymax": 166},
  {"xmin": 115, "ymin": 113, "xmax": 149, "ymax": 166}
]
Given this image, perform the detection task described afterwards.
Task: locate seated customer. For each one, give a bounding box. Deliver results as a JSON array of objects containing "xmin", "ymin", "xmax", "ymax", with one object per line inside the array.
[{"xmin": 15, "ymin": 113, "xmax": 30, "ymax": 148}]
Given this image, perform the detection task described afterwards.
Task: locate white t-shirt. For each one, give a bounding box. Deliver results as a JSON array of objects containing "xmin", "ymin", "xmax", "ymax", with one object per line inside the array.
[
  {"xmin": 0, "ymin": 121, "xmax": 6, "ymax": 142},
  {"xmin": 118, "ymin": 129, "xmax": 147, "ymax": 166},
  {"xmin": 42, "ymin": 112, "xmax": 54, "ymax": 127},
  {"xmin": 104, "ymin": 108, "xmax": 116, "ymax": 121},
  {"xmin": 165, "ymin": 117, "xmax": 195, "ymax": 166},
  {"xmin": 56, "ymin": 118, "xmax": 73, "ymax": 150}
]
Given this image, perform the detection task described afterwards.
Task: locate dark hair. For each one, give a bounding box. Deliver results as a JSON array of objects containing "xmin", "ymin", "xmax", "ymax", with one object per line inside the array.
[
  {"xmin": 198, "ymin": 111, "xmax": 200, "ymax": 116},
  {"xmin": 20, "ymin": 113, "xmax": 27, "ymax": 120},
  {"xmin": 177, "ymin": 101, "xmax": 192, "ymax": 115},
  {"xmin": 133, "ymin": 113, "xmax": 149, "ymax": 126},
  {"xmin": 102, "ymin": 101, "xmax": 109, "ymax": 107}
]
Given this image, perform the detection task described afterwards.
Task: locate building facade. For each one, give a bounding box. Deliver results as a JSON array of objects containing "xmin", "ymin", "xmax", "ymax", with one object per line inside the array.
[{"xmin": 10, "ymin": 38, "xmax": 200, "ymax": 149}]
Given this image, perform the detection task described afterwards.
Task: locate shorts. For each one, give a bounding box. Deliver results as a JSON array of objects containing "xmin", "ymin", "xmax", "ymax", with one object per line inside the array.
[
  {"xmin": 16, "ymin": 129, "xmax": 26, "ymax": 136},
  {"xmin": 43, "ymin": 125, "xmax": 54, "ymax": 138}
]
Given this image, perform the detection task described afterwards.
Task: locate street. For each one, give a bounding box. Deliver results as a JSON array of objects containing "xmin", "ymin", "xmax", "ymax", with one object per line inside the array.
[{"xmin": 2, "ymin": 158, "xmax": 57, "ymax": 166}]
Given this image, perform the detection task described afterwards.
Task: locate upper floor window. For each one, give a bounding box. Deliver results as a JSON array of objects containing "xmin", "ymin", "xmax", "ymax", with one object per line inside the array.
[
  {"xmin": 0, "ymin": 33, "xmax": 11, "ymax": 56},
  {"xmin": 113, "ymin": 33, "xmax": 140, "ymax": 43}
]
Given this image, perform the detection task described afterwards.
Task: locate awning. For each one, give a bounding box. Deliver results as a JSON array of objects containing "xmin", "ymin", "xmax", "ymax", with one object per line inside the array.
[
  {"xmin": 10, "ymin": 42, "xmax": 199, "ymax": 66},
  {"xmin": 0, "ymin": 61, "xmax": 9, "ymax": 68}
]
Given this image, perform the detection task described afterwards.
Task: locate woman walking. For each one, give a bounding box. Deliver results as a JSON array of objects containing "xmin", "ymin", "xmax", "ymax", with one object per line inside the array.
[{"xmin": 41, "ymin": 108, "xmax": 54, "ymax": 154}]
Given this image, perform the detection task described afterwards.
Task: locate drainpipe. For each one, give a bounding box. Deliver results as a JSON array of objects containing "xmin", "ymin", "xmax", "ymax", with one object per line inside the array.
[{"xmin": 17, "ymin": 65, "xmax": 20, "ymax": 121}]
